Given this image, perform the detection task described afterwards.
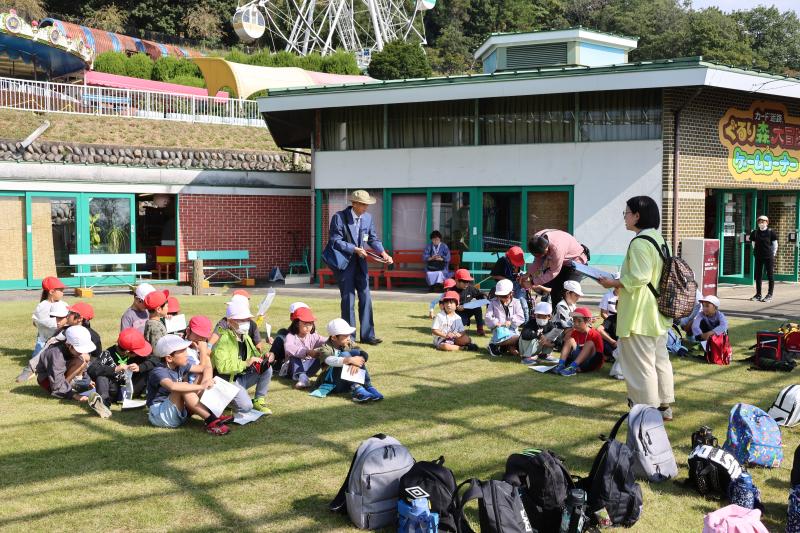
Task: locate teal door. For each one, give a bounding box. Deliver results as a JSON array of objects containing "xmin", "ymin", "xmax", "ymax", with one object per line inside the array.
[
  {"xmin": 760, "ymin": 192, "xmax": 799, "ymax": 282},
  {"xmin": 27, "ymin": 193, "xmax": 82, "ymax": 288},
  {"xmin": 717, "ymin": 190, "xmax": 756, "ymax": 285},
  {"xmin": 81, "ymin": 194, "xmax": 136, "ymax": 282}
]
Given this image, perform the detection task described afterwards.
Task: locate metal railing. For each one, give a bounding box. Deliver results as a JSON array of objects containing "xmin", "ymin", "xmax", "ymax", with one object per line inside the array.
[{"xmin": 0, "ymin": 75, "xmax": 265, "ymax": 128}]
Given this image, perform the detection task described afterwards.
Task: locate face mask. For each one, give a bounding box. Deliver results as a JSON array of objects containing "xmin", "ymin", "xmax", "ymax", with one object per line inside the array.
[
  {"xmin": 536, "ymin": 318, "xmax": 549, "ymax": 326},
  {"xmin": 236, "ymin": 321, "xmax": 250, "ymax": 335},
  {"xmin": 758, "ymin": 223, "xmax": 767, "ymax": 231}
]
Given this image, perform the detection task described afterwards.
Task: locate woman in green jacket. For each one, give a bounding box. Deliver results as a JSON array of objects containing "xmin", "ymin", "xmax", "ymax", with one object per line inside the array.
[{"xmin": 599, "ymin": 196, "xmax": 675, "ymax": 420}]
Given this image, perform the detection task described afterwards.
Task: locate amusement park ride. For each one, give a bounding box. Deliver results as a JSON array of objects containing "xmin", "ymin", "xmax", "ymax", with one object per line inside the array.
[{"xmin": 232, "ymin": 0, "xmax": 435, "ymax": 65}]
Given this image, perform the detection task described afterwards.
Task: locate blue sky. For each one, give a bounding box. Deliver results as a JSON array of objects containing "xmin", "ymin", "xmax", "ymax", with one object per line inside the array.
[{"xmin": 690, "ymin": 0, "xmax": 799, "ymax": 15}]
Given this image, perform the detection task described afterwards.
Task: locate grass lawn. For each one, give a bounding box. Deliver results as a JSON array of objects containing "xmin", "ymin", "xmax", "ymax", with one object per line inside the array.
[{"xmin": 0, "ymin": 293, "xmax": 797, "ymax": 532}]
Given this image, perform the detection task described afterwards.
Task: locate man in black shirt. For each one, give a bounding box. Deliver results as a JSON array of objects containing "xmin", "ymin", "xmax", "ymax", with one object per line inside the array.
[{"xmin": 749, "ymin": 214, "xmax": 778, "ymax": 302}]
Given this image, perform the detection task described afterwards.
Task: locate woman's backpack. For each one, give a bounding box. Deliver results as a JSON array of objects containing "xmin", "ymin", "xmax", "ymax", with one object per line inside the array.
[
  {"xmin": 723, "ymin": 403, "xmax": 783, "ymax": 468},
  {"xmin": 687, "ymin": 445, "xmax": 743, "ymax": 496},
  {"xmin": 705, "ymin": 333, "xmax": 732, "ymax": 365},
  {"xmin": 577, "ymin": 413, "xmax": 643, "ymax": 528},
  {"xmin": 453, "ymin": 478, "xmax": 533, "ymax": 533},
  {"xmin": 767, "ymin": 384, "xmax": 800, "ymax": 427},
  {"xmin": 633, "ymin": 234, "xmax": 698, "ymax": 320},
  {"xmin": 329, "ymin": 434, "xmax": 415, "ymax": 530},
  {"xmin": 627, "ymin": 404, "xmax": 678, "ymax": 482},
  {"xmin": 702, "ymin": 504, "xmax": 769, "ymax": 533},
  {"xmin": 503, "ymin": 448, "xmax": 574, "ymax": 532},
  {"xmin": 399, "ymin": 456, "xmax": 458, "ymax": 532}
]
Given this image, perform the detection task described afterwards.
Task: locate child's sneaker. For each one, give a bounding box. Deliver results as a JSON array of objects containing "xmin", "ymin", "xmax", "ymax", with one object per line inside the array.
[
  {"xmin": 294, "ymin": 374, "xmax": 310, "ymax": 389},
  {"xmin": 205, "ymin": 419, "xmax": 230, "ymax": 436},
  {"xmin": 365, "ymin": 386, "xmax": 384, "ymax": 401},
  {"xmin": 476, "ymin": 328, "xmax": 486, "ymax": 337},
  {"xmin": 487, "ymin": 343, "xmax": 501, "ymax": 357},
  {"xmin": 218, "ymin": 414, "xmax": 234, "ymax": 424},
  {"xmin": 252, "ymin": 397, "xmax": 273, "ymax": 415},
  {"xmin": 352, "ymin": 386, "xmax": 373, "ymax": 402},
  {"xmin": 15, "ymin": 367, "xmax": 34, "ymax": 383},
  {"xmin": 521, "ymin": 356, "xmax": 538, "ymax": 365},
  {"xmin": 88, "ymin": 392, "xmax": 112, "ymax": 418},
  {"xmin": 463, "ymin": 343, "xmax": 479, "ymax": 351},
  {"xmin": 558, "ymin": 363, "xmax": 578, "ymax": 377},
  {"xmin": 554, "ymin": 361, "xmax": 565, "ymax": 373}
]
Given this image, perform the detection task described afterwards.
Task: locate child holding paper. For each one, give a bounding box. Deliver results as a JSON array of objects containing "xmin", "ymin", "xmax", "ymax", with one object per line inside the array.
[
  {"xmin": 311, "ymin": 318, "xmax": 383, "ymax": 402},
  {"xmin": 284, "ymin": 307, "xmax": 327, "ymax": 389},
  {"xmin": 147, "ymin": 334, "xmax": 230, "ymax": 435},
  {"xmin": 485, "ymin": 279, "xmax": 525, "ymax": 357},
  {"xmin": 88, "ymin": 328, "xmax": 154, "ymax": 414},
  {"xmin": 519, "ymin": 301, "xmax": 560, "ymax": 364},
  {"xmin": 454, "ymin": 269, "xmax": 487, "ymax": 335}
]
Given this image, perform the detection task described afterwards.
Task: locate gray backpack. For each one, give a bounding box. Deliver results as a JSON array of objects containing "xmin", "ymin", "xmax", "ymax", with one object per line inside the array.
[
  {"xmin": 627, "ymin": 404, "xmax": 678, "ymax": 482},
  {"xmin": 330, "ymin": 434, "xmax": 415, "ymax": 530}
]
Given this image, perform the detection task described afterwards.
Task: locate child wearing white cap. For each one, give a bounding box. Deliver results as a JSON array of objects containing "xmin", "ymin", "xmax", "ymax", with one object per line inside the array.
[
  {"xmin": 519, "ymin": 301, "xmax": 560, "ymax": 364},
  {"xmin": 553, "ymin": 280, "xmax": 583, "ymax": 330},
  {"xmin": 310, "ymin": 318, "xmax": 383, "ymax": 402},
  {"xmin": 120, "ymin": 283, "xmax": 156, "ymax": 334},
  {"xmin": 147, "ymin": 335, "xmax": 229, "ymax": 435},
  {"xmin": 691, "ymin": 295, "xmax": 728, "ymax": 342},
  {"xmin": 599, "ymin": 273, "xmax": 620, "ymax": 319},
  {"xmin": 35, "ymin": 325, "xmax": 96, "ymax": 404},
  {"xmin": 485, "ymin": 279, "xmax": 525, "ymax": 357}
]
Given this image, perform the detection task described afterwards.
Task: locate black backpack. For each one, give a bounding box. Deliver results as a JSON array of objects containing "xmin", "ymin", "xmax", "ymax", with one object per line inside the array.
[
  {"xmin": 503, "ymin": 449, "xmax": 573, "ymax": 533},
  {"xmin": 399, "ymin": 456, "xmax": 458, "ymax": 532},
  {"xmin": 577, "ymin": 413, "xmax": 643, "ymax": 528},
  {"xmin": 454, "ymin": 478, "xmax": 533, "ymax": 533},
  {"xmin": 687, "ymin": 445, "xmax": 743, "ymax": 497}
]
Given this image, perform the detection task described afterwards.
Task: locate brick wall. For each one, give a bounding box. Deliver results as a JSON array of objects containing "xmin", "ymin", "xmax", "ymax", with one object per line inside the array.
[
  {"xmin": 178, "ymin": 194, "xmax": 311, "ymax": 282},
  {"xmin": 662, "ymin": 87, "xmax": 799, "ymax": 275},
  {"xmin": 527, "ymin": 191, "xmax": 570, "ymax": 242}
]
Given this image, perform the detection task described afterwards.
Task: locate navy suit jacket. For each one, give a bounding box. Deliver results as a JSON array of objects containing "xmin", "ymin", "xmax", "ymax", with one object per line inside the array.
[{"xmin": 322, "ymin": 206, "xmax": 385, "ymax": 275}]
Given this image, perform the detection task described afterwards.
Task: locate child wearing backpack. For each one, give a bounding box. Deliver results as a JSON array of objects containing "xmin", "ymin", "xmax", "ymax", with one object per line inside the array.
[
  {"xmin": 555, "ymin": 307, "xmax": 604, "ymax": 377},
  {"xmin": 486, "ymin": 279, "xmax": 525, "ymax": 357},
  {"xmin": 691, "ymin": 295, "xmax": 728, "ymax": 342},
  {"xmin": 432, "ymin": 291, "xmax": 478, "ymax": 352},
  {"xmin": 284, "ymin": 306, "xmax": 327, "ymax": 389}
]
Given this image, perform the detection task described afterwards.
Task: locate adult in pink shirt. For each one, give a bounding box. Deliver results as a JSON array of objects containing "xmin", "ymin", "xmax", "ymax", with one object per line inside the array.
[{"xmin": 527, "ymin": 229, "xmax": 588, "ymax": 305}]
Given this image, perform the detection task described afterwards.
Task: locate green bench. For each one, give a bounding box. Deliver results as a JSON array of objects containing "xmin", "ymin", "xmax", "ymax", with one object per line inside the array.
[
  {"xmin": 69, "ymin": 253, "xmax": 150, "ymax": 289},
  {"xmin": 187, "ymin": 250, "xmax": 255, "ymax": 284}
]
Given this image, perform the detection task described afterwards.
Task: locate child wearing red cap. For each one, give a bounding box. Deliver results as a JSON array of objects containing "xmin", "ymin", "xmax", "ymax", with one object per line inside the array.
[
  {"xmin": 16, "ymin": 276, "xmax": 67, "ymax": 382},
  {"xmin": 428, "ymin": 278, "xmax": 457, "ymax": 319},
  {"xmin": 185, "ymin": 316, "xmax": 213, "ymax": 385},
  {"xmin": 432, "ymin": 291, "xmax": 478, "ymax": 351},
  {"xmin": 87, "ymin": 328, "xmax": 155, "ymax": 413},
  {"xmin": 284, "ymin": 307, "xmax": 328, "ymax": 389},
  {"xmin": 69, "ymin": 302, "xmax": 102, "ymax": 359},
  {"xmin": 454, "ymin": 268, "xmax": 487, "ymax": 336},
  {"xmin": 490, "ymin": 246, "xmax": 530, "ymax": 322},
  {"xmin": 143, "ymin": 290, "xmax": 170, "ymax": 350},
  {"xmin": 555, "ymin": 307, "xmax": 604, "ymax": 377}
]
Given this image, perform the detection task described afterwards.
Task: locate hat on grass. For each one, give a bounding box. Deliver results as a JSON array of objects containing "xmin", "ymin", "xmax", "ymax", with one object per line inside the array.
[
  {"xmin": 226, "ymin": 299, "xmax": 254, "ymax": 320},
  {"xmin": 454, "ymin": 269, "xmax": 474, "ymax": 281},
  {"xmin": 134, "ymin": 283, "xmax": 156, "ymax": 300},
  {"xmin": 68, "ymin": 302, "xmax": 94, "ymax": 321},
  {"xmin": 42, "ymin": 276, "xmax": 65, "ymax": 291},
  {"xmin": 350, "ymin": 189, "xmax": 377, "ymax": 205},
  {"xmin": 441, "ymin": 290, "xmax": 460, "ymax": 303},
  {"xmin": 144, "ymin": 290, "xmax": 169, "ymax": 311},
  {"xmin": 571, "ymin": 307, "xmax": 593, "ymax": 319},
  {"xmin": 534, "ymin": 301, "xmax": 552, "ymax": 315},
  {"xmin": 65, "ymin": 325, "xmax": 96, "ymax": 354},
  {"xmin": 118, "ymin": 328, "xmax": 152, "ymax": 356},
  {"xmin": 506, "ymin": 246, "xmax": 526, "ymax": 268},
  {"xmin": 327, "ymin": 318, "xmax": 356, "ymax": 336},
  {"xmin": 494, "ymin": 279, "xmax": 514, "ymax": 296},
  {"xmin": 49, "ymin": 301, "xmax": 70, "ymax": 318},
  {"xmin": 188, "ymin": 316, "xmax": 213, "ymax": 339},
  {"xmin": 155, "ymin": 334, "xmax": 192, "ymax": 358},
  {"xmin": 698, "ymin": 295, "xmax": 721, "ymax": 309},
  {"xmin": 563, "ymin": 280, "xmax": 584, "ymax": 297},
  {"xmin": 294, "ymin": 307, "xmax": 316, "ymax": 323},
  {"xmin": 443, "ymin": 279, "xmax": 457, "ymax": 289}
]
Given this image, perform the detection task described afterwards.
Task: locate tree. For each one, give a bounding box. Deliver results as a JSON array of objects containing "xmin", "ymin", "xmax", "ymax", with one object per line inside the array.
[
  {"xmin": 84, "ymin": 4, "xmax": 128, "ymax": 33},
  {"xmin": 0, "ymin": 0, "xmax": 45, "ymax": 21},
  {"xmin": 125, "ymin": 52, "xmax": 154, "ymax": 79},
  {"xmin": 685, "ymin": 7, "xmax": 757, "ymax": 68},
  {"xmin": 184, "ymin": 2, "xmax": 223, "ymax": 47},
  {"xmin": 734, "ymin": 6, "xmax": 800, "ymax": 75},
  {"xmin": 428, "ymin": 24, "xmax": 473, "ymax": 75},
  {"xmin": 93, "ymin": 51, "xmax": 128, "ymax": 76},
  {"xmin": 368, "ymin": 40, "xmax": 432, "ymax": 80}
]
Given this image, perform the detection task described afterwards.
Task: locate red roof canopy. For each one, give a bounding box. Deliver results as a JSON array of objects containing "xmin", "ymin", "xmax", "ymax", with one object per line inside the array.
[{"xmin": 84, "ymin": 71, "xmax": 229, "ymax": 99}]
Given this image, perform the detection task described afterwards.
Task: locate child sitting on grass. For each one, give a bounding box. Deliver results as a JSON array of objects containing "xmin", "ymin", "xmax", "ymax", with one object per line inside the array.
[
  {"xmin": 519, "ymin": 301, "xmax": 560, "ymax": 364},
  {"xmin": 36, "ymin": 325, "xmax": 99, "ymax": 410},
  {"xmin": 284, "ymin": 306, "xmax": 327, "ymax": 389},
  {"xmin": 454, "ymin": 269, "xmax": 487, "ymax": 335},
  {"xmin": 143, "ymin": 290, "xmax": 170, "ymax": 349},
  {"xmin": 432, "ymin": 291, "xmax": 478, "ymax": 352},
  {"xmin": 486, "ymin": 279, "xmax": 525, "ymax": 357},
  {"xmin": 17, "ymin": 276, "xmax": 67, "ymax": 383},
  {"xmin": 429, "ymin": 278, "xmax": 456, "ymax": 319},
  {"xmin": 553, "ymin": 280, "xmax": 583, "ymax": 329},
  {"xmin": 68, "ymin": 302, "xmax": 102, "ymax": 359},
  {"xmin": 555, "ymin": 307, "xmax": 605, "ymax": 377},
  {"xmin": 691, "ymin": 295, "xmax": 728, "ymax": 342},
  {"xmin": 595, "ymin": 298, "xmax": 619, "ymax": 359},
  {"xmin": 310, "ymin": 318, "xmax": 383, "ymax": 402},
  {"xmin": 147, "ymin": 334, "xmax": 230, "ymax": 436},
  {"xmin": 185, "ymin": 316, "xmax": 213, "ymax": 383}
]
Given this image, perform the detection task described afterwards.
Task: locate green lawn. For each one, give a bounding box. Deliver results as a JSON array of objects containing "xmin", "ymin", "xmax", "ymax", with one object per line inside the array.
[{"xmin": 0, "ymin": 294, "xmax": 797, "ymax": 532}]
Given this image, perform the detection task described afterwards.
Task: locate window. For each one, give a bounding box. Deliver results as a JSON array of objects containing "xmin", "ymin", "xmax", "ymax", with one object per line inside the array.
[
  {"xmin": 321, "ymin": 106, "xmax": 383, "ymax": 151},
  {"xmin": 319, "ymin": 189, "xmax": 384, "ymax": 249},
  {"xmin": 479, "ymin": 94, "xmax": 575, "ymax": 145},
  {"xmin": 579, "ymin": 89, "xmax": 662, "ymax": 142},
  {"xmin": 387, "ymin": 100, "xmax": 474, "ymax": 148}
]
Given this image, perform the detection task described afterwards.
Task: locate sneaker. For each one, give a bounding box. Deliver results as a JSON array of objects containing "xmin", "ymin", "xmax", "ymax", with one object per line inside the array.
[
  {"xmin": 252, "ymin": 397, "xmax": 273, "ymax": 415},
  {"xmin": 750, "ymin": 294, "xmax": 762, "ymax": 301},
  {"xmin": 554, "ymin": 361, "xmax": 566, "ymax": 373},
  {"xmin": 352, "ymin": 387, "xmax": 373, "ymax": 402},
  {"xmin": 487, "ymin": 343, "xmax": 501, "ymax": 357},
  {"xmin": 558, "ymin": 363, "xmax": 578, "ymax": 377},
  {"xmin": 294, "ymin": 374, "xmax": 310, "ymax": 389},
  {"xmin": 521, "ymin": 356, "xmax": 537, "ymax": 365},
  {"xmin": 676, "ymin": 346, "xmax": 689, "ymax": 357},
  {"xmin": 463, "ymin": 343, "xmax": 479, "ymax": 352},
  {"xmin": 365, "ymin": 386, "xmax": 384, "ymax": 401},
  {"xmin": 205, "ymin": 419, "xmax": 230, "ymax": 436},
  {"xmin": 762, "ymin": 295, "xmax": 773, "ymax": 302},
  {"xmin": 218, "ymin": 414, "xmax": 234, "ymax": 424},
  {"xmin": 88, "ymin": 392, "xmax": 112, "ymax": 419},
  {"xmin": 15, "ymin": 367, "xmax": 34, "ymax": 383},
  {"xmin": 660, "ymin": 407, "xmax": 674, "ymax": 422},
  {"xmin": 476, "ymin": 328, "xmax": 486, "ymax": 337}
]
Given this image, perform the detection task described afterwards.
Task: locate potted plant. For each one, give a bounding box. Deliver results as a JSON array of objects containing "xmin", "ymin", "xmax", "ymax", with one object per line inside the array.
[{"xmin": 105, "ymin": 225, "xmax": 129, "ymax": 271}]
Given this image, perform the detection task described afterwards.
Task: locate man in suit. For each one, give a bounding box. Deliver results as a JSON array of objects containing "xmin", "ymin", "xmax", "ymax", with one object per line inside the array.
[{"xmin": 323, "ymin": 190, "xmax": 393, "ymax": 344}]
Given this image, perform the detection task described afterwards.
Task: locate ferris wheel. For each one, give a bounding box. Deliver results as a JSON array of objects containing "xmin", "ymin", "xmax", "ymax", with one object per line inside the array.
[{"xmin": 232, "ymin": 0, "xmax": 435, "ymax": 58}]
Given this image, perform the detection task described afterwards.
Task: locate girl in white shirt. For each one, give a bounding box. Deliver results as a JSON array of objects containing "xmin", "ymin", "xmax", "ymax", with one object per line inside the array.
[{"xmin": 17, "ymin": 276, "xmax": 67, "ymax": 382}]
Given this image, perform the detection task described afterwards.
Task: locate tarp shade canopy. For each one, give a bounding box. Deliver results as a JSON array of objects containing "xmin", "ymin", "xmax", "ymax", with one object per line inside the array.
[{"xmin": 0, "ymin": 32, "xmax": 86, "ymax": 78}]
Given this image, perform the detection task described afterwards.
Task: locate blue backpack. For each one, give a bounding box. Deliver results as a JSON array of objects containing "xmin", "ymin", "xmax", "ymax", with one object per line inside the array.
[
  {"xmin": 788, "ymin": 485, "xmax": 800, "ymax": 533},
  {"xmin": 398, "ymin": 498, "xmax": 439, "ymax": 533},
  {"xmin": 722, "ymin": 403, "xmax": 783, "ymax": 468}
]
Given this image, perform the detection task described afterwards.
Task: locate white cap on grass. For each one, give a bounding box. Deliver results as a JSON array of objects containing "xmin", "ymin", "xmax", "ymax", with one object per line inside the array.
[
  {"xmin": 534, "ymin": 301, "xmax": 552, "ymax": 315},
  {"xmin": 495, "ymin": 279, "xmax": 514, "ymax": 296},
  {"xmin": 698, "ymin": 295, "xmax": 721, "ymax": 309},
  {"xmin": 226, "ymin": 299, "xmax": 254, "ymax": 320},
  {"xmin": 563, "ymin": 280, "xmax": 584, "ymax": 297}
]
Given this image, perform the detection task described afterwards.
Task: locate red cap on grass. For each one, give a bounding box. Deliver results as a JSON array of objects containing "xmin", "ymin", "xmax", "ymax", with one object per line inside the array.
[
  {"xmin": 443, "ymin": 279, "xmax": 456, "ymax": 289},
  {"xmin": 188, "ymin": 315, "xmax": 213, "ymax": 339},
  {"xmin": 233, "ymin": 289, "xmax": 251, "ymax": 299},
  {"xmin": 144, "ymin": 290, "xmax": 169, "ymax": 311},
  {"xmin": 167, "ymin": 296, "xmax": 180, "ymax": 314},
  {"xmin": 441, "ymin": 291, "xmax": 460, "ymax": 303},
  {"xmin": 294, "ymin": 307, "xmax": 316, "ymax": 323},
  {"xmin": 571, "ymin": 307, "xmax": 593, "ymax": 319}
]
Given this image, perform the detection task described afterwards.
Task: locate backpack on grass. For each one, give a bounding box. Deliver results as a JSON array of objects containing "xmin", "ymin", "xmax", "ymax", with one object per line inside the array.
[
  {"xmin": 702, "ymin": 504, "xmax": 769, "ymax": 533},
  {"xmin": 634, "ymin": 234, "xmax": 698, "ymax": 320},
  {"xmin": 705, "ymin": 333, "xmax": 732, "ymax": 365},
  {"xmin": 399, "ymin": 456, "xmax": 458, "ymax": 532},
  {"xmin": 687, "ymin": 445, "xmax": 743, "ymax": 497},
  {"xmin": 627, "ymin": 404, "xmax": 678, "ymax": 482},
  {"xmin": 723, "ymin": 404, "xmax": 783, "ymax": 468},
  {"xmin": 577, "ymin": 413, "xmax": 642, "ymax": 528},
  {"xmin": 503, "ymin": 448, "xmax": 574, "ymax": 532},
  {"xmin": 330, "ymin": 434, "xmax": 415, "ymax": 530},
  {"xmin": 767, "ymin": 384, "xmax": 800, "ymax": 427},
  {"xmin": 453, "ymin": 478, "xmax": 533, "ymax": 533}
]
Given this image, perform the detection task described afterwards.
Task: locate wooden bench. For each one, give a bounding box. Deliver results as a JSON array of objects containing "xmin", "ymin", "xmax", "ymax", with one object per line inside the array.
[
  {"xmin": 461, "ymin": 251, "xmax": 534, "ymax": 286},
  {"xmin": 69, "ymin": 253, "xmax": 150, "ymax": 295},
  {"xmin": 187, "ymin": 250, "xmax": 255, "ymax": 285},
  {"xmin": 384, "ymin": 249, "xmax": 462, "ymax": 290},
  {"xmin": 318, "ymin": 255, "xmax": 386, "ymax": 290}
]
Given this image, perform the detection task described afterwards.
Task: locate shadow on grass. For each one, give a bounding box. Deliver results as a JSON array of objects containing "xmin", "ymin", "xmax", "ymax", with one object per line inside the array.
[{"xmin": 1, "ymin": 346, "xmax": 33, "ymax": 366}]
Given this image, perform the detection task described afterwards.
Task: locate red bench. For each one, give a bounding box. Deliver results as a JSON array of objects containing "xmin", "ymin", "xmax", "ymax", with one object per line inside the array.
[
  {"xmin": 318, "ymin": 255, "xmax": 386, "ymax": 290},
  {"xmin": 384, "ymin": 249, "xmax": 461, "ymax": 290}
]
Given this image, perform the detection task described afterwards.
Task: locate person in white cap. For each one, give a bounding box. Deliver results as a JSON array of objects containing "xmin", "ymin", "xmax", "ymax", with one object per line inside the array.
[
  {"xmin": 120, "ymin": 283, "xmax": 156, "ymax": 334},
  {"xmin": 485, "ymin": 279, "xmax": 525, "ymax": 357},
  {"xmin": 211, "ymin": 299, "xmax": 274, "ymax": 415},
  {"xmin": 208, "ymin": 294, "xmax": 269, "ymax": 354},
  {"xmin": 691, "ymin": 295, "xmax": 728, "ymax": 342},
  {"xmin": 749, "ymin": 215, "xmax": 778, "ymax": 302},
  {"xmin": 309, "ymin": 318, "xmax": 383, "ymax": 402},
  {"xmin": 17, "ymin": 300, "xmax": 84, "ymax": 382},
  {"xmin": 147, "ymin": 335, "xmax": 229, "ymax": 435},
  {"xmin": 599, "ymin": 273, "xmax": 620, "ymax": 319},
  {"xmin": 519, "ymin": 300, "xmax": 558, "ymax": 364},
  {"xmin": 35, "ymin": 325, "xmax": 96, "ymax": 402},
  {"xmin": 321, "ymin": 189, "xmax": 393, "ymax": 345},
  {"xmin": 553, "ymin": 280, "xmax": 583, "ymax": 330}
]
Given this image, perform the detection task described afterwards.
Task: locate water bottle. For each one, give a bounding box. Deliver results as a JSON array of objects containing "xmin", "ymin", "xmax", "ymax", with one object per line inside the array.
[
  {"xmin": 729, "ymin": 472, "xmax": 756, "ymax": 509},
  {"xmin": 123, "ymin": 368, "xmax": 134, "ymax": 400},
  {"xmin": 560, "ymin": 488, "xmax": 587, "ymax": 533}
]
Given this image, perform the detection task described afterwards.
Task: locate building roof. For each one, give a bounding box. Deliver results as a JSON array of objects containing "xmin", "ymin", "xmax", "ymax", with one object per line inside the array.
[
  {"xmin": 474, "ymin": 27, "xmax": 639, "ymax": 61},
  {"xmin": 257, "ymin": 57, "xmax": 800, "ymax": 114}
]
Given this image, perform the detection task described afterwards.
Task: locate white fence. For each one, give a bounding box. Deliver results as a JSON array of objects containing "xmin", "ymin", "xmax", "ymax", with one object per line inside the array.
[{"xmin": 0, "ymin": 76, "xmax": 265, "ymax": 128}]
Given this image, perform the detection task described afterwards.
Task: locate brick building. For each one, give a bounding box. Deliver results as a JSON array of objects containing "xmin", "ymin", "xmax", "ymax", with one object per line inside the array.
[{"xmin": 260, "ymin": 28, "xmax": 800, "ymax": 286}]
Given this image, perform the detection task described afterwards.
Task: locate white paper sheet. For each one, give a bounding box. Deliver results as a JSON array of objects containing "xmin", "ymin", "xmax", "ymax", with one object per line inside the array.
[
  {"xmin": 121, "ymin": 399, "xmax": 146, "ymax": 410},
  {"xmin": 528, "ymin": 364, "xmax": 558, "ymax": 373},
  {"xmin": 571, "ymin": 261, "xmax": 616, "ymax": 281},
  {"xmin": 462, "ymin": 298, "xmax": 489, "ymax": 310},
  {"xmin": 232, "ymin": 409, "xmax": 265, "ymax": 425},
  {"xmin": 256, "ymin": 289, "xmax": 276, "ymax": 317},
  {"xmin": 165, "ymin": 314, "xmax": 187, "ymax": 333},
  {"xmin": 199, "ymin": 376, "xmax": 240, "ymax": 417},
  {"xmin": 341, "ymin": 365, "xmax": 366, "ymax": 385}
]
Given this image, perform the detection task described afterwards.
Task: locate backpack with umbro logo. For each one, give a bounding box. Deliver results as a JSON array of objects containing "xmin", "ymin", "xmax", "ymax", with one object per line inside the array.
[{"xmin": 633, "ymin": 234, "xmax": 698, "ymax": 320}]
